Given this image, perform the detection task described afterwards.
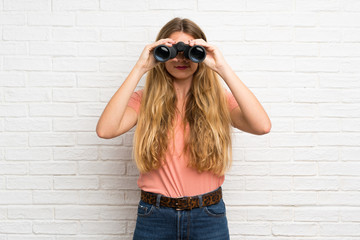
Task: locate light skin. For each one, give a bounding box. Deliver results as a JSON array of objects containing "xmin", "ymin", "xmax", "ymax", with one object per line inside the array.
[{"xmin": 96, "ymin": 31, "xmax": 271, "ymax": 139}]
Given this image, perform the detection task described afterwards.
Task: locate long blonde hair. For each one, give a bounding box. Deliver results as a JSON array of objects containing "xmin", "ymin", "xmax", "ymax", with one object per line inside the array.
[{"xmin": 134, "ymin": 18, "xmax": 232, "ymax": 176}]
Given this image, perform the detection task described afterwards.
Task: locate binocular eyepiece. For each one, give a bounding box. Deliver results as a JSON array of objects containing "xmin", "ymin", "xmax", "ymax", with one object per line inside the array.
[{"xmin": 153, "ymin": 41, "xmax": 206, "ymax": 63}]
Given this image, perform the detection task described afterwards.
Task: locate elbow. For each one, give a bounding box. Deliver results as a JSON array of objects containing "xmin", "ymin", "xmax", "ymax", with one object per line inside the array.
[
  {"xmin": 252, "ymin": 120, "xmax": 271, "ymax": 135},
  {"xmin": 96, "ymin": 126, "xmax": 114, "ymax": 139},
  {"xmin": 259, "ymin": 121, "xmax": 272, "ymax": 135}
]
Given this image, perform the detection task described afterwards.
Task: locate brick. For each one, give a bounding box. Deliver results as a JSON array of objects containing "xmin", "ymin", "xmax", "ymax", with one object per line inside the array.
[
  {"xmin": 270, "ymin": 133, "xmax": 316, "ymax": 147},
  {"xmin": 80, "ymin": 221, "xmax": 126, "ymax": 234},
  {"xmin": 294, "ymin": 118, "xmax": 340, "ymax": 132},
  {"xmin": 79, "ymin": 162, "xmax": 126, "ymax": 175},
  {"xmin": 55, "ymin": 206, "xmax": 100, "ymax": 220},
  {"xmin": 4, "ymin": 57, "xmax": 51, "ymax": 71},
  {"xmin": 198, "ymin": 0, "xmax": 245, "ymax": 11},
  {"xmin": 53, "ymin": 88, "xmax": 99, "ymax": 102},
  {"xmin": 78, "ymin": 43, "xmax": 125, "ymax": 56},
  {"xmin": 28, "ymin": 13, "xmax": 74, "ymax": 26},
  {"xmin": 0, "ymin": 163, "xmax": 27, "ymax": 175},
  {"xmin": 294, "ymin": 177, "xmax": 338, "ymax": 191},
  {"xmin": 296, "ymin": 0, "xmax": 339, "ymax": 11},
  {"xmin": 293, "ymin": 89, "xmax": 341, "ymax": 103},
  {"xmin": 78, "ymin": 191, "xmax": 125, "ymax": 205},
  {"xmin": 99, "ymin": 146, "xmax": 133, "ymax": 160},
  {"xmin": 52, "ymin": 28, "xmax": 99, "ymax": 41},
  {"xmin": 54, "ymin": 177, "xmax": 99, "ymax": 190},
  {"xmin": 0, "ymin": 42, "xmax": 27, "ymax": 55},
  {"xmin": 245, "ymin": 148, "xmax": 292, "ymax": 161},
  {"xmin": 319, "ymin": 13, "xmax": 360, "ymax": 27},
  {"xmin": 246, "ymin": 177, "xmax": 292, "ymax": 190},
  {"xmin": 3, "ymin": 27, "xmax": 49, "ymax": 41},
  {"xmin": 272, "ymin": 223, "xmax": 317, "ymax": 236},
  {"xmin": 245, "ymin": 28, "xmax": 292, "ymax": 42},
  {"xmin": 52, "ymin": 0, "xmax": 98, "ymax": 11},
  {"xmin": 53, "ymin": 118, "xmax": 98, "ymax": 132},
  {"xmin": 33, "ymin": 221, "xmax": 77, "ymax": 234},
  {"xmin": 270, "ymin": 13, "xmax": 317, "ymax": 27},
  {"xmin": 4, "ymin": 0, "xmax": 50, "ymax": 11},
  {"xmin": 99, "ymin": 176, "xmax": 138, "ymax": 190},
  {"xmin": 0, "ymin": 73, "xmax": 25, "ymax": 87},
  {"xmin": 295, "ymin": 28, "xmax": 341, "ymax": 42},
  {"xmin": 247, "ymin": 207, "xmax": 292, "ymax": 221},
  {"xmin": 294, "ymin": 147, "xmax": 339, "ymax": 161},
  {"xmin": 8, "ymin": 207, "xmax": 53, "ymax": 219},
  {"xmin": 53, "ymin": 58, "xmax": 98, "ymax": 72},
  {"xmin": 294, "ymin": 207, "xmax": 339, "ymax": 222},
  {"xmin": 228, "ymin": 222, "xmax": 271, "ymax": 235},
  {"xmin": 0, "ymin": 221, "xmax": 32, "ymax": 233},
  {"xmin": 319, "ymin": 223, "xmax": 360, "ymax": 237},
  {"xmin": 272, "ymin": 192, "xmax": 317, "ymax": 206},
  {"xmin": 271, "ymin": 104, "xmax": 316, "ymax": 117},
  {"xmin": 270, "ymin": 163, "xmax": 317, "ymax": 176},
  {"xmin": 246, "ymin": 0, "xmax": 293, "ymax": 11},
  {"xmin": 5, "ymin": 118, "xmax": 51, "ymax": 132},
  {"xmin": 77, "ymin": 13, "xmax": 123, "ymax": 27},
  {"xmin": 30, "ymin": 162, "xmax": 77, "ymax": 175},
  {"xmin": 29, "ymin": 133, "xmax": 75, "ymax": 147},
  {"xmin": 0, "ymin": 133, "xmax": 28, "ymax": 147},
  {"xmin": 101, "ymin": 28, "xmax": 147, "ymax": 42},
  {"xmin": 33, "ymin": 191, "xmax": 78, "ymax": 204},
  {"xmin": 54, "ymin": 147, "xmax": 98, "ymax": 161},
  {"xmin": 223, "ymin": 191, "xmax": 271, "ymax": 206},
  {"xmin": 77, "ymin": 103, "xmax": 107, "ymax": 117},
  {"xmin": 76, "ymin": 132, "xmax": 123, "ymax": 146},
  {"xmin": 296, "ymin": 58, "xmax": 340, "ymax": 73},
  {"xmin": 30, "ymin": 42, "xmax": 77, "ymax": 56},
  {"xmin": 101, "ymin": 0, "xmax": 147, "ymax": 11},
  {"xmin": 7, "ymin": 177, "xmax": 52, "ymax": 190},
  {"xmin": 269, "ymin": 118, "xmax": 293, "ymax": 132},
  {"xmin": 29, "ymin": 103, "xmax": 75, "ymax": 117},
  {"xmin": 319, "ymin": 104, "xmax": 360, "ymax": 117},
  {"xmin": 228, "ymin": 163, "xmax": 269, "ymax": 176},
  {"xmin": 0, "ymin": 104, "xmax": 27, "ymax": 117},
  {"xmin": 340, "ymin": 178, "xmax": 360, "ymax": 191},
  {"xmin": 0, "ymin": 13, "xmax": 26, "ymax": 25},
  {"xmin": 318, "ymin": 133, "xmax": 360, "ymax": 146},
  {"xmin": 0, "ymin": 191, "xmax": 32, "ymax": 204},
  {"xmin": 28, "ymin": 73, "xmax": 75, "ymax": 87},
  {"xmin": 5, "ymin": 88, "xmax": 51, "ymax": 102},
  {"xmin": 319, "ymin": 163, "xmax": 360, "ymax": 176}
]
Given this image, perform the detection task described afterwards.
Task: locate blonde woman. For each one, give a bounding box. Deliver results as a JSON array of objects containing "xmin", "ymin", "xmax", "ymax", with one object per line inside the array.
[{"xmin": 96, "ymin": 18, "xmax": 271, "ymax": 240}]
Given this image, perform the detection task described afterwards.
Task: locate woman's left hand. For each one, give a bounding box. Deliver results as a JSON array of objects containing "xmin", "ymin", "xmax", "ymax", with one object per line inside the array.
[{"xmin": 188, "ymin": 39, "xmax": 229, "ymax": 74}]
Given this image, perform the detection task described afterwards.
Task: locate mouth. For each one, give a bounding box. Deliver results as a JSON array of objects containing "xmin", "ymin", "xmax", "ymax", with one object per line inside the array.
[{"xmin": 175, "ymin": 66, "xmax": 189, "ymax": 70}]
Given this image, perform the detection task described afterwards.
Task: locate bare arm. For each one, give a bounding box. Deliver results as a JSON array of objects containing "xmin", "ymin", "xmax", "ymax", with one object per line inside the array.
[{"xmin": 96, "ymin": 38, "xmax": 175, "ymax": 139}]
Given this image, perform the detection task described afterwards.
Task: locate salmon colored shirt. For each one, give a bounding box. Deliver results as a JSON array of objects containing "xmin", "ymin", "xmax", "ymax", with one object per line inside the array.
[{"xmin": 128, "ymin": 89, "xmax": 238, "ymax": 198}]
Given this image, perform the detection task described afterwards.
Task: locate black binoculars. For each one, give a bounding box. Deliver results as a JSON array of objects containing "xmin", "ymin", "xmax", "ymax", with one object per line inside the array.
[{"xmin": 153, "ymin": 41, "xmax": 206, "ymax": 63}]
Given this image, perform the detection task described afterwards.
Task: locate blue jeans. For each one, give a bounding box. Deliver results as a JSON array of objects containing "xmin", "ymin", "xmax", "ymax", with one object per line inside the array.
[{"xmin": 133, "ymin": 191, "xmax": 229, "ymax": 240}]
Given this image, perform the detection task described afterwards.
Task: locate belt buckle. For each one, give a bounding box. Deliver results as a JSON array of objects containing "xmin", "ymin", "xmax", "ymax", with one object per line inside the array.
[{"xmin": 175, "ymin": 196, "xmax": 192, "ymax": 211}]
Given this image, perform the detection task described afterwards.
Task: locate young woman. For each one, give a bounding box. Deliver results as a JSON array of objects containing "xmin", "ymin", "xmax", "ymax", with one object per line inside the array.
[{"xmin": 96, "ymin": 18, "xmax": 271, "ymax": 240}]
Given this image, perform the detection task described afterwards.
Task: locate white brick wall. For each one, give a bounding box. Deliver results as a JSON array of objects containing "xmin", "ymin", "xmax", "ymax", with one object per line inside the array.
[{"xmin": 1, "ymin": 0, "xmax": 360, "ymax": 239}]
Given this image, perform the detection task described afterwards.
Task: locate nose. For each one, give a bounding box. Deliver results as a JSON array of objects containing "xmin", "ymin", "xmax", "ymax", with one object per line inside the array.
[{"xmin": 176, "ymin": 52, "xmax": 185, "ymax": 60}]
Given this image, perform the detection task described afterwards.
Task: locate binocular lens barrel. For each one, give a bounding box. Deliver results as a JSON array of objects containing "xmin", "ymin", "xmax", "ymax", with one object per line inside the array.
[
  {"xmin": 153, "ymin": 46, "xmax": 172, "ymax": 62},
  {"xmin": 153, "ymin": 42, "xmax": 206, "ymax": 63}
]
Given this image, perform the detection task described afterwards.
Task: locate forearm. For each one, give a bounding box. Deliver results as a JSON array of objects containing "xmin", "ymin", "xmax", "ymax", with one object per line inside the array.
[
  {"xmin": 217, "ymin": 63, "xmax": 271, "ymax": 134},
  {"xmin": 96, "ymin": 64, "xmax": 145, "ymax": 138}
]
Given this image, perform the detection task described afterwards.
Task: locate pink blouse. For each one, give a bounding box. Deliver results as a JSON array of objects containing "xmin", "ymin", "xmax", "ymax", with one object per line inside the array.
[{"xmin": 128, "ymin": 89, "xmax": 238, "ymax": 198}]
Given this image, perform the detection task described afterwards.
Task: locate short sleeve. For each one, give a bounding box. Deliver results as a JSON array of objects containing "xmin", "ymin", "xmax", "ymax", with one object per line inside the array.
[
  {"xmin": 127, "ymin": 90, "xmax": 143, "ymax": 114},
  {"xmin": 225, "ymin": 90, "xmax": 238, "ymax": 112}
]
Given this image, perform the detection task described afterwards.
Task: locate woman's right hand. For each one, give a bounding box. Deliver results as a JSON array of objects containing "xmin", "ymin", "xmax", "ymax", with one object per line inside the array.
[{"xmin": 135, "ymin": 38, "xmax": 175, "ymax": 73}]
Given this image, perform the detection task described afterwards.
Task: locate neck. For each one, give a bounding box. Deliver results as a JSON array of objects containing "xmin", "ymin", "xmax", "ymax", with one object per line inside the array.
[{"xmin": 173, "ymin": 77, "xmax": 192, "ymax": 100}]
